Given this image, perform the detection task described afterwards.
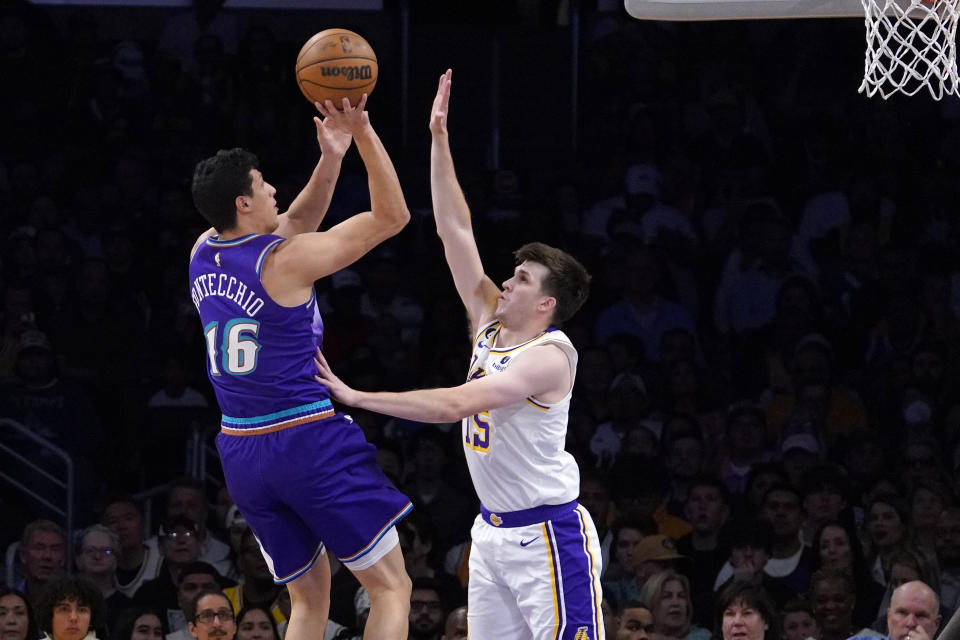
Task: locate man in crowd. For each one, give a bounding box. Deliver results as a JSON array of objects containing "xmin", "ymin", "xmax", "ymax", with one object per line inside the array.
[
  {"xmin": 102, "ymin": 497, "xmax": 163, "ymax": 597},
  {"xmin": 185, "ymin": 589, "xmax": 236, "ymax": 640},
  {"xmin": 846, "ymin": 580, "xmax": 941, "ymax": 640},
  {"xmin": 409, "ymin": 578, "xmax": 445, "ymax": 640},
  {"xmin": 14, "ymin": 519, "xmax": 66, "ymax": 607},
  {"xmin": 617, "ymin": 601, "xmax": 655, "ymax": 640},
  {"xmin": 676, "ymin": 476, "xmax": 731, "ymax": 597}
]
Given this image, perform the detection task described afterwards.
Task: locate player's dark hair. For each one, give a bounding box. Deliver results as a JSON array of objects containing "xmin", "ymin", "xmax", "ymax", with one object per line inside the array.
[
  {"xmin": 514, "ymin": 242, "xmax": 591, "ymax": 325},
  {"xmin": 191, "ymin": 148, "xmax": 259, "ymax": 233},
  {"xmin": 35, "ymin": 575, "xmax": 107, "ymax": 638}
]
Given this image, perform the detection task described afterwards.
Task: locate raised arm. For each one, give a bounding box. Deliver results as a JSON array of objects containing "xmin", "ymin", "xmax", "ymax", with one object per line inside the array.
[
  {"xmin": 274, "ymin": 101, "xmax": 353, "ymax": 237},
  {"xmin": 430, "ymin": 69, "xmax": 501, "ymax": 335},
  {"xmin": 265, "ymin": 96, "xmax": 411, "ymax": 292}
]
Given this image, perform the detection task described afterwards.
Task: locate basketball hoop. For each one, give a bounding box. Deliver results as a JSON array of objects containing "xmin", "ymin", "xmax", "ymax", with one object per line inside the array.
[
  {"xmin": 859, "ymin": 0, "xmax": 960, "ymax": 99},
  {"xmin": 624, "ymin": 0, "xmax": 960, "ymax": 99}
]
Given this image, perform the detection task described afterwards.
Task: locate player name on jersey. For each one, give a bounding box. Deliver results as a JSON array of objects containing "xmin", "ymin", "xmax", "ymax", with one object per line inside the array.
[{"xmin": 190, "ymin": 272, "xmax": 265, "ymax": 318}]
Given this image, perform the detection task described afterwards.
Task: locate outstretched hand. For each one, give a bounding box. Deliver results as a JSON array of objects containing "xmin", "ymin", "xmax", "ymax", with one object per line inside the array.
[
  {"xmin": 429, "ymin": 69, "xmax": 452, "ymax": 136},
  {"xmin": 313, "ymin": 347, "xmax": 358, "ymax": 406},
  {"xmin": 314, "ymin": 94, "xmax": 371, "ymax": 145}
]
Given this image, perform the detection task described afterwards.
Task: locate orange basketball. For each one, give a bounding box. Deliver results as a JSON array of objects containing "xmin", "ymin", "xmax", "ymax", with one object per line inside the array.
[{"xmin": 295, "ymin": 29, "xmax": 378, "ymax": 108}]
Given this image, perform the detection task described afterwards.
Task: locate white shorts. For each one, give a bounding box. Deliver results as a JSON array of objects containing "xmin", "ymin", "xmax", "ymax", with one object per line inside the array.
[{"xmin": 467, "ymin": 502, "xmax": 605, "ymax": 639}]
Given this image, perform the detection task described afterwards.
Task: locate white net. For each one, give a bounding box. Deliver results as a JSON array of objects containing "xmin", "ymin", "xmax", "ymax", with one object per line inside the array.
[{"xmin": 859, "ymin": 0, "xmax": 960, "ymax": 99}]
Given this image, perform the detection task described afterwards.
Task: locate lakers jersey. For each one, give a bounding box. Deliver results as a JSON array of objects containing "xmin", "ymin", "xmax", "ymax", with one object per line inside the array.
[{"xmin": 463, "ymin": 320, "xmax": 581, "ymax": 512}]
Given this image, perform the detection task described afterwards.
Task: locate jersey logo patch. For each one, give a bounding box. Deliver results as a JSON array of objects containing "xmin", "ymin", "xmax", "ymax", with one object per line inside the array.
[
  {"xmin": 489, "ymin": 513, "xmax": 502, "ymax": 526},
  {"xmin": 214, "ymin": 252, "xmax": 222, "ymax": 267},
  {"xmin": 520, "ymin": 537, "xmax": 539, "ymax": 547},
  {"xmin": 574, "ymin": 627, "xmax": 589, "ymax": 640}
]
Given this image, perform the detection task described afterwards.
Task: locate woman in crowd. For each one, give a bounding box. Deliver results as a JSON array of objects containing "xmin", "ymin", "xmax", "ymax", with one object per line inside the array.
[
  {"xmin": 111, "ymin": 605, "xmax": 166, "ymax": 640},
  {"xmin": 638, "ymin": 571, "xmax": 711, "ymax": 640},
  {"xmin": 863, "ymin": 493, "xmax": 910, "ymax": 586},
  {"xmin": 35, "ymin": 575, "xmax": 107, "ymax": 640},
  {"xmin": 0, "ymin": 587, "xmax": 37, "ymax": 640},
  {"xmin": 811, "ymin": 519, "xmax": 883, "ymax": 627},
  {"xmin": 715, "ymin": 581, "xmax": 779, "ymax": 640},
  {"xmin": 235, "ymin": 605, "xmax": 279, "ymax": 640}
]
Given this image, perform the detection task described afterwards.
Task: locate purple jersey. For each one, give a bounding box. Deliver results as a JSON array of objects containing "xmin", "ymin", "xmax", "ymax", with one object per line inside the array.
[
  {"xmin": 189, "ymin": 233, "xmax": 333, "ymax": 431},
  {"xmin": 189, "ymin": 231, "xmax": 412, "ymax": 579}
]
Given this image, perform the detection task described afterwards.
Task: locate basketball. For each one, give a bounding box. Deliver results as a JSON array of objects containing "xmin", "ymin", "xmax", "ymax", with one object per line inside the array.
[{"xmin": 295, "ymin": 29, "xmax": 378, "ymax": 108}]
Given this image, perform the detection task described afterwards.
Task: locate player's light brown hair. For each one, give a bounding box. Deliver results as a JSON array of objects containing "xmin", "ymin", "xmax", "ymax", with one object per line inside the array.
[{"xmin": 513, "ymin": 242, "xmax": 591, "ymax": 325}]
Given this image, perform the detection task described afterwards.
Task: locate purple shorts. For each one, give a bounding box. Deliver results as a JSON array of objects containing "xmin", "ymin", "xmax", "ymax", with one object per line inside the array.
[{"xmin": 216, "ymin": 413, "xmax": 412, "ymax": 583}]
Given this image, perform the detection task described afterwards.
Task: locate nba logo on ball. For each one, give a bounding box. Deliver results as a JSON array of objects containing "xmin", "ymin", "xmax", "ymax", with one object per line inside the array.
[{"xmin": 295, "ymin": 28, "xmax": 378, "ymax": 108}]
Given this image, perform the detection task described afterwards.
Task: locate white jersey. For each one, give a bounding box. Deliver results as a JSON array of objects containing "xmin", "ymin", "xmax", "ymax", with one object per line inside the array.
[{"xmin": 462, "ymin": 320, "xmax": 581, "ymax": 512}]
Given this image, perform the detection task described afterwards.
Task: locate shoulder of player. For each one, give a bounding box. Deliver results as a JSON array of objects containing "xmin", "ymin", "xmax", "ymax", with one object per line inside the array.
[
  {"xmin": 189, "ymin": 228, "xmax": 217, "ymax": 260},
  {"xmin": 509, "ymin": 341, "xmax": 569, "ymax": 371}
]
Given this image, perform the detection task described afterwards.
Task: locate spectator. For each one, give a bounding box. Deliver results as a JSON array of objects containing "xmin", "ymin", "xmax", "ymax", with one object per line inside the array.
[
  {"xmin": 15, "ymin": 520, "xmax": 66, "ymax": 608},
  {"xmin": 183, "ymin": 589, "xmax": 236, "ymax": 640},
  {"xmin": 800, "ymin": 465, "xmax": 851, "ymax": 547},
  {"xmin": 133, "ymin": 518, "xmax": 233, "ymax": 622},
  {"xmin": 811, "ymin": 520, "xmax": 884, "ymax": 628},
  {"xmin": 222, "ymin": 528, "xmax": 284, "ymax": 630},
  {"xmin": 603, "ymin": 517, "xmax": 657, "ymax": 604},
  {"xmin": 714, "ymin": 581, "xmax": 780, "ymax": 640},
  {"xmin": 102, "ymin": 498, "xmax": 163, "ymax": 598},
  {"xmin": 440, "ymin": 605, "xmax": 467, "ymax": 640},
  {"xmin": 234, "ymin": 606, "xmax": 277, "ymax": 640},
  {"xmin": 0, "ymin": 587, "xmax": 38, "ymax": 640},
  {"xmin": 74, "ymin": 524, "xmax": 131, "ymax": 632},
  {"xmin": 408, "ymin": 578, "xmax": 446, "ymax": 640},
  {"xmin": 718, "ymin": 403, "xmax": 775, "ymax": 496},
  {"xmin": 595, "ymin": 242, "xmax": 696, "ymax": 362},
  {"xmin": 864, "ymin": 494, "xmax": 910, "ymax": 587},
  {"xmin": 809, "ymin": 568, "xmax": 861, "ymax": 640},
  {"xmin": 579, "ymin": 471, "xmax": 615, "ymax": 578},
  {"xmin": 35, "ymin": 575, "xmax": 108, "ymax": 640},
  {"xmin": 662, "ymin": 422, "xmax": 708, "ymax": 516},
  {"xmin": 846, "ymin": 581, "xmax": 942, "ymax": 640},
  {"xmin": 781, "ymin": 598, "xmax": 820, "ymax": 640},
  {"xmin": 936, "ymin": 507, "xmax": 960, "ymax": 611},
  {"xmin": 760, "ymin": 484, "xmax": 816, "ymax": 598},
  {"xmin": 111, "ymin": 606, "xmax": 166, "ymax": 640},
  {"xmin": 617, "ymin": 600, "xmax": 656, "ymax": 640},
  {"xmin": 637, "ymin": 570, "xmax": 710, "ymax": 640},
  {"xmin": 907, "ymin": 476, "xmax": 954, "ymax": 553},
  {"xmin": 869, "ymin": 548, "xmax": 948, "ymax": 636},
  {"xmin": 676, "ymin": 476, "xmax": 732, "ymax": 598},
  {"xmin": 151, "ymin": 478, "xmax": 232, "ymax": 577}
]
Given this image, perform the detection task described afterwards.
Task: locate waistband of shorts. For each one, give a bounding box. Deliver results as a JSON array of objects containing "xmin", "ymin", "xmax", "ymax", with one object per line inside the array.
[
  {"xmin": 220, "ymin": 399, "xmax": 336, "ymax": 436},
  {"xmin": 480, "ymin": 500, "xmax": 578, "ymax": 528}
]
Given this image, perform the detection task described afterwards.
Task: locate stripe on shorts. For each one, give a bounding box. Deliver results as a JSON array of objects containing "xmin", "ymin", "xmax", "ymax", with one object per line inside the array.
[
  {"xmin": 542, "ymin": 522, "xmax": 563, "ymax": 640},
  {"xmin": 341, "ymin": 502, "xmax": 413, "ymax": 563},
  {"xmin": 548, "ymin": 510, "xmax": 601, "ymax": 640}
]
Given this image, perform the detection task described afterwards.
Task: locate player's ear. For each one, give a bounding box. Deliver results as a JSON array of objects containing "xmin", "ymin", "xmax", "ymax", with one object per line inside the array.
[
  {"xmin": 235, "ymin": 194, "xmax": 251, "ymax": 212},
  {"xmin": 539, "ymin": 296, "xmax": 557, "ymax": 313}
]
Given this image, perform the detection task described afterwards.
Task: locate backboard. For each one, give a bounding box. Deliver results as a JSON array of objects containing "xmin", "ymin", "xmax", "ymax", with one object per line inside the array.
[{"xmin": 625, "ymin": 0, "xmax": 870, "ymax": 20}]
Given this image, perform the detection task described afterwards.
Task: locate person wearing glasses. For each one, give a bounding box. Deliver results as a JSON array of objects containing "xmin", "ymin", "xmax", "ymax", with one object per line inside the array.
[
  {"xmin": 75, "ymin": 524, "xmax": 131, "ymax": 633},
  {"xmin": 185, "ymin": 591, "xmax": 236, "ymax": 640}
]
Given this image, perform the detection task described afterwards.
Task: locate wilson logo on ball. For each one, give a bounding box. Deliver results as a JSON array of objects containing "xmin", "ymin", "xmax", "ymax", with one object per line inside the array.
[{"xmin": 319, "ymin": 65, "xmax": 374, "ymax": 81}]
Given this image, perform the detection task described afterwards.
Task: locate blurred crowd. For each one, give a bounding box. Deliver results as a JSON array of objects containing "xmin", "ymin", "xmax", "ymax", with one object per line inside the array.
[{"xmin": 3, "ymin": 0, "xmax": 960, "ymax": 638}]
